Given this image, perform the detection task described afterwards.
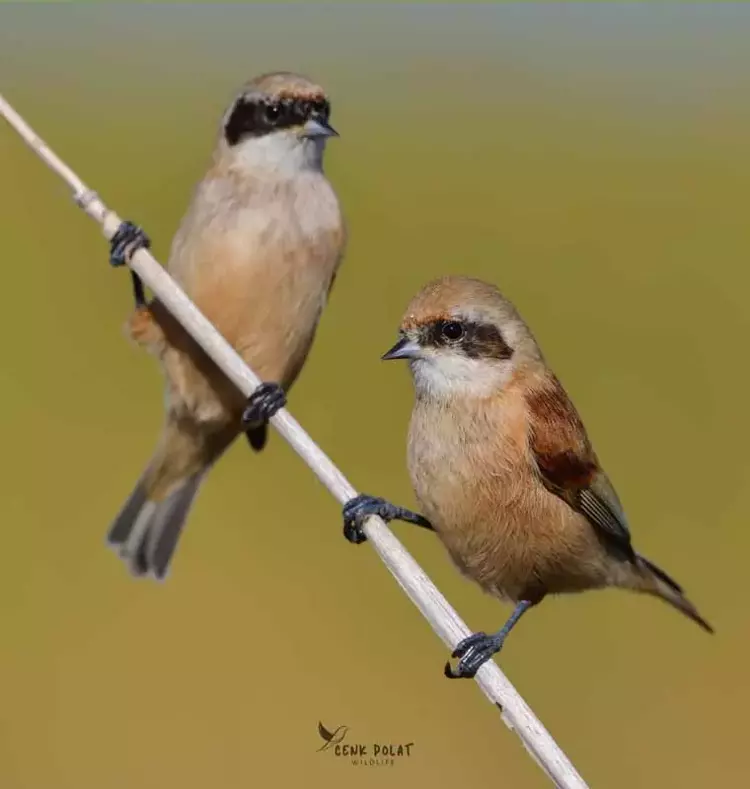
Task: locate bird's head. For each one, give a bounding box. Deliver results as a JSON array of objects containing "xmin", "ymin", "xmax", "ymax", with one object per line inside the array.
[
  {"xmin": 218, "ymin": 71, "xmax": 337, "ymax": 175},
  {"xmin": 383, "ymin": 276, "xmax": 543, "ymax": 400}
]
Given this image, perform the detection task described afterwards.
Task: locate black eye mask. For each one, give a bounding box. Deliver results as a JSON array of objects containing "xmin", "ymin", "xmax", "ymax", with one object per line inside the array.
[
  {"xmin": 224, "ymin": 96, "xmax": 331, "ymax": 146},
  {"xmin": 422, "ymin": 319, "xmax": 513, "ymax": 360}
]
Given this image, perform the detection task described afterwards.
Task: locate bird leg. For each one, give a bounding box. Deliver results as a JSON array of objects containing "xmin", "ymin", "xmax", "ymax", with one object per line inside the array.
[
  {"xmin": 444, "ymin": 599, "xmax": 534, "ymax": 679},
  {"xmin": 109, "ymin": 220, "xmax": 151, "ymax": 308},
  {"xmin": 342, "ymin": 493, "xmax": 434, "ymax": 544},
  {"xmin": 241, "ymin": 382, "xmax": 287, "ymax": 452}
]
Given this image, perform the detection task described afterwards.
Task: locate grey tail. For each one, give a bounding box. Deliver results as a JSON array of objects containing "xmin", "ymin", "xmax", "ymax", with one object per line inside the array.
[
  {"xmin": 106, "ymin": 472, "xmax": 204, "ymax": 581},
  {"xmin": 636, "ymin": 553, "xmax": 715, "ymax": 635}
]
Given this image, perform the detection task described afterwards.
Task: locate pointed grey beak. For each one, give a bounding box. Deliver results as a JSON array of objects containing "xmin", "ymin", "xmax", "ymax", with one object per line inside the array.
[
  {"xmin": 382, "ymin": 337, "xmax": 421, "ymax": 361},
  {"xmin": 301, "ymin": 118, "xmax": 339, "ymax": 139}
]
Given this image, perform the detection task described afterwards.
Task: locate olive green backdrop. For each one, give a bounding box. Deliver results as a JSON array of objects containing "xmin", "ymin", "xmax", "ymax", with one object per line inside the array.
[{"xmin": 1, "ymin": 5, "xmax": 748, "ymax": 788}]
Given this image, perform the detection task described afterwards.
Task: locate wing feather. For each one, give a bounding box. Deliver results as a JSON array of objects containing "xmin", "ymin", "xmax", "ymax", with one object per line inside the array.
[{"xmin": 526, "ymin": 376, "xmax": 634, "ymax": 559}]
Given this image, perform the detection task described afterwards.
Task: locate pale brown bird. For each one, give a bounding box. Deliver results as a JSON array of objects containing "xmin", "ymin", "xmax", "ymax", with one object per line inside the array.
[
  {"xmin": 106, "ymin": 71, "xmax": 345, "ymax": 580},
  {"xmin": 343, "ymin": 275, "xmax": 712, "ymax": 678}
]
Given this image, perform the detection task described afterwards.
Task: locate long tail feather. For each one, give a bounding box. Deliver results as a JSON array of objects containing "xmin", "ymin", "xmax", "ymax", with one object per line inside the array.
[
  {"xmin": 636, "ymin": 553, "xmax": 714, "ymax": 634},
  {"xmin": 107, "ymin": 472, "xmax": 204, "ymax": 580}
]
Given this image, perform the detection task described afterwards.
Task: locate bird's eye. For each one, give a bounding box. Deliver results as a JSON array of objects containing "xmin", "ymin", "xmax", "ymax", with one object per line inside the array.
[
  {"xmin": 311, "ymin": 99, "xmax": 328, "ymax": 117},
  {"xmin": 440, "ymin": 321, "xmax": 464, "ymax": 341},
  {"xmin": 264, "ymin": 103, "xmax": 281, "ymax": 122}
]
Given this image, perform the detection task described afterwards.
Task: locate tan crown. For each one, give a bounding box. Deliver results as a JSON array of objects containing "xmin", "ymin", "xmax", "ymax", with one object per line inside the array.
[
  {"xmin": 239, "ymin": 71, "xmax": 327, "ymax": 103},
  {"xmin": 401, "ymin": 276, "xmax": 516, "ymax": 329},
  {"xmin": 399, "ymin": 276, "xmax": 544, "ymax": 365}
]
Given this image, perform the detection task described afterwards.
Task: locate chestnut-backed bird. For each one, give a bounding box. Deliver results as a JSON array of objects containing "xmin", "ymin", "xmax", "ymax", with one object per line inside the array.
[
  {"xmin": 106, "ymin": 72, "xmax": 345, "ymax": 580},
  {"xmin": 343, "ymin": 276, "xmax": 712, "ymax": 678}
]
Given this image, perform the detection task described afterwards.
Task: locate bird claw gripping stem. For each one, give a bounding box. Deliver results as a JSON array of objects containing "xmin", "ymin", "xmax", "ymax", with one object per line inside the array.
[
  {"xmin": 109, "ymin": 221, "xmax": 151, "ymax": 268},
  {"xmin": 109, "ymin": 220, "xmax": 151, "ymax": 307},
  {"xmin": 444, "ymin": 600, "xmax": 533, "ymax": 679},
  {"xmin": 444, "ymin": 631, "xmax": 504, "ymax": 679},
  {"xmin": 242, "ymin": 382, "xmax": 287, "ymax": 427},
  {"xmin": 342, "ymin": 494, "xmax": 434, "ymax": 545},
  {"xmin": 241, "ymin": 383, "xmax": 287, "ymax": 454}
]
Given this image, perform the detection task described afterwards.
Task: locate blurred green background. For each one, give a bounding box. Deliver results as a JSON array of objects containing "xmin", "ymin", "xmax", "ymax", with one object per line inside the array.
[{"xmin": 1, "ymin": 5, "xmax": 749, "ymax": 788}]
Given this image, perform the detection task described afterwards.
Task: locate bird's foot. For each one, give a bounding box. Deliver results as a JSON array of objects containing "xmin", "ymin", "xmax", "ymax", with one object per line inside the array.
[
  {"xmin": 444, "ymin": 631, "xmax": 504, "ymax": 679},
  {"xmin": 342, "ymin": 494, "xmax": 431, "ymax": 545},
  {"xmin": 110, "ymin": 221, "xmax": 151, "ymax": 268},
  {"xmin": 242, "ymin": 382, "xmax": 287, "ymax": 428},
  {"xmin": 110, "ymin": 221, "xmax": 151, "ymax": 307},
  {"xmin": 245, "ymin": 424, "xmax": 268, "ymax": 453}
]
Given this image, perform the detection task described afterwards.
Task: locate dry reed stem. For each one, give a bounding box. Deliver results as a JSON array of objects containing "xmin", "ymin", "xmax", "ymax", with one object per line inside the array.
[{"xmin": 0, "ymin": 91, "xmax": 588, "ymax": 789}]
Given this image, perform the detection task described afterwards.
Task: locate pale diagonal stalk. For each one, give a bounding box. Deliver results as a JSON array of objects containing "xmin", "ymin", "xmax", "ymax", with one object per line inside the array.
[{"xmin": 0, "ymin": 92, "xmax": 588, "ymax": 789}]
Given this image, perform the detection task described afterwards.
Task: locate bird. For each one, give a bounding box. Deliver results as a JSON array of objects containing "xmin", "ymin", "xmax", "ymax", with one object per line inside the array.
[
  {"xmin": 342, "ymin": 275, "xmax": 713, "ymax": 679},
  {"xmin": 317, "ymin": 722, "xmax": 349, "ymax": 751},
  {"xmin": 105, "ymin": 71, "xmax": 346, "ymax": 580}
]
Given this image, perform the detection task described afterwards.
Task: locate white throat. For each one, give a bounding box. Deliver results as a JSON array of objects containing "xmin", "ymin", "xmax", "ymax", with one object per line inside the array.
[
  {"xmin": 230, "ymin": 131, "xmax": 326, "ymax": 177},
  {"xmin": 410, "ymin": 353, "xmax": 513, "ymax": 400}
]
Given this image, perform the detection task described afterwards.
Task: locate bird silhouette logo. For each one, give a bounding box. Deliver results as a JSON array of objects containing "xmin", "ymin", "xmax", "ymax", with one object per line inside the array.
[{"xmin": 317, "ymin": 721, "xmax": 349, "ymax": 752}]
